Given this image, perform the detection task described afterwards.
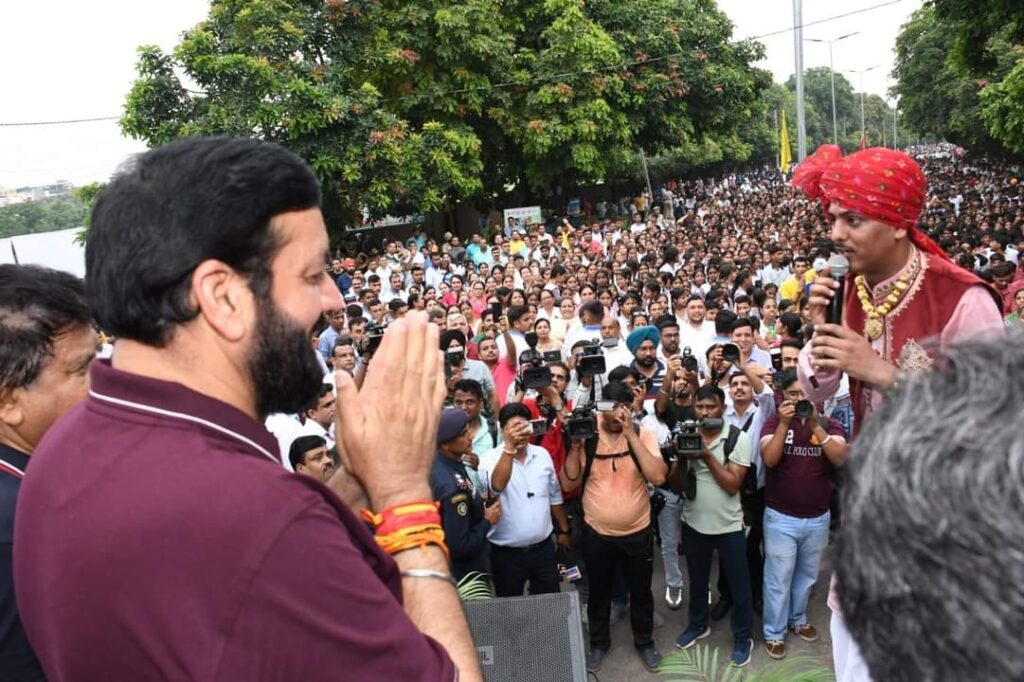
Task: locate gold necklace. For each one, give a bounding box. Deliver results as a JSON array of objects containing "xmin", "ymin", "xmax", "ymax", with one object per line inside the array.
[{"xmin": 855, "ymin": 273, "xmax": 911, "ymax": 341}]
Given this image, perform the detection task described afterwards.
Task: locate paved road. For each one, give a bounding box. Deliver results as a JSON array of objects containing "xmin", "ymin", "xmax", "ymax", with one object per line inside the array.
[{"xmin": 581, "ymin": 547, "xmax": 836, "ymax": 680}]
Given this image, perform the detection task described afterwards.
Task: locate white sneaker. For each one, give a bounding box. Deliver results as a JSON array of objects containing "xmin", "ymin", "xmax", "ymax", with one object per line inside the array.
[{"xmin": 665, "ymin": 586, "xmax": 683, "ymax": 609}]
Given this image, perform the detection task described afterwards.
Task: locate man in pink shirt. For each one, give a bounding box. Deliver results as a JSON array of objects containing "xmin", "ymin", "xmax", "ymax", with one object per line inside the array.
[{"xmin": 790, "ymin": 144, "xmax": 1004, "ymax": 681}]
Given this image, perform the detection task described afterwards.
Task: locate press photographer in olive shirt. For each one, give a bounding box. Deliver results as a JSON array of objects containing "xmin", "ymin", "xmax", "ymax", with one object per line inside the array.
[{"xmin": 14, "ymin": 138, "xmax": 480, "ymax": 681}]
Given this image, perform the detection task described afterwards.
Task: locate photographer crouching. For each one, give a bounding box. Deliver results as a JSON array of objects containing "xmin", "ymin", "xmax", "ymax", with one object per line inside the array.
[{"xmin": 560, "ymin": 382, "xmax": 668, "ymax": 673}]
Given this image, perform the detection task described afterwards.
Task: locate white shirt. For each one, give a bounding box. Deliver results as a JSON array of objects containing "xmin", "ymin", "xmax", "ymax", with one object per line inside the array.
[
  {"xmin": 497, "ymin": 329, "xmax": 531, "ymax": 367},
  {"xmin": 678, "ymin": 320, "xmax": 715, "ymax": 361},
  {"xmin": 264, "ymin": 413, "xmax": 303, "ymax": 471},
  {"xmin": 298, "ymin": 417, "xmax": 336, "ymax": 451},
  {"xmin": 478, "ymin": 444, "xmax": 563, "ymax": 547},
  {"xmin": 562, "ymin": 323, "xmax": 602, "ymax": 359},
  {"xmin": 724, "ymin": 383, "xmax": 776, "ymax": 489}
]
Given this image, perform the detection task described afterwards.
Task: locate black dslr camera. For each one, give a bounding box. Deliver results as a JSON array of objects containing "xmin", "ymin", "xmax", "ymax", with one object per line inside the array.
[
  {"xmin": 681, "ymin": 346, "xmax": 698, "ymax": 373},
  {"xmin": 575, "ymin": 339, "xmax": 607, "ymax": 378},
  {"xmin": 519, "ymin": 332, "xmax": 552, "ymax": 389},
  {"xmin": 721, "ymin": 343, "xmax": 741, "ymax": 363},
  {"xmin": 794, "ymin": 399, "xmax": 814, "ymax": 419},
  {"xmin": 364, "ymin": 321, "xmax": 388, "ymax": 356}
]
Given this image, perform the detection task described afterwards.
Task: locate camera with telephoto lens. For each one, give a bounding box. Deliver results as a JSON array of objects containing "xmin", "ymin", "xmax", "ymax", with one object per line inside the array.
[
  {"xmin": 519, "ymin": 332, "xmax": 552, "ymax": 389},
  {"xmin": 575, "ymin": 339, "xmax": 607, "ymax": 378},
  {"xmin": 364, "ymin": 321, "xmax": 388, "ymax": 355},
  {"xmin": 681, "ymin": 346, "xmax": 698, "ymax": 372},
  {"xmin": 721, "ymin": 343, "xmax": 741, "ymax": 363},
  {"xmin": 565, "ymin": 405, "xmax": 597, "ymax": 440},
  {"xmin": 794, "ymin": 399, "xmax": 814, "ymax": 419}
]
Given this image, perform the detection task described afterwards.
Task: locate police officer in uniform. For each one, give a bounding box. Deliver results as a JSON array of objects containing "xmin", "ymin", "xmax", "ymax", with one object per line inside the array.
[{"xmin": 430, "ymin": 409, "xmax": 501, "ymax": 581}]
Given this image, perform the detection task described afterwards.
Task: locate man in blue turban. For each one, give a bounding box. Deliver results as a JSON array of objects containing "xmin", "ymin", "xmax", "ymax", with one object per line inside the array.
[{"xmin": 626, "ymin": 326, "xmax": 665, "ymax": 401}]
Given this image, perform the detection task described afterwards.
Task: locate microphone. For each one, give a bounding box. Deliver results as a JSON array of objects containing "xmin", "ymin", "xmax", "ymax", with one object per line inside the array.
[{"xmin": 826, "ymin": 254, "xmax": 849, "ymax": 325}]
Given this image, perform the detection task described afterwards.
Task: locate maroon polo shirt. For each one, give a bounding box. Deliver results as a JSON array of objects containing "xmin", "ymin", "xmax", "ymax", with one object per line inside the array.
[{"xmin": 14, "ymin": 360, "xmax": 456, "ymax": 681}]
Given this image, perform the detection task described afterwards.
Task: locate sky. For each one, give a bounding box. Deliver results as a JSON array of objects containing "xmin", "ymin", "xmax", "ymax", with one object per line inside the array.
[{"xmin": 0, "ymin": 0, "xmax": 922, "ymax": 190}]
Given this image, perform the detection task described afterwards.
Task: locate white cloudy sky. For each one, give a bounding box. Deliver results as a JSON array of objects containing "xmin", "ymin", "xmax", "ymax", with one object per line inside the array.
[{"xmin": 0, "ymin": 0, "xmax": 921, "ymax": 189}]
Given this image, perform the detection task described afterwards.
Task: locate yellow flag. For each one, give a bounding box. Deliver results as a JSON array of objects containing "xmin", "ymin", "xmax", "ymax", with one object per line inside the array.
[{"xmin": 779, "ymin": 109, "xmax": 792, "ymax": 171}]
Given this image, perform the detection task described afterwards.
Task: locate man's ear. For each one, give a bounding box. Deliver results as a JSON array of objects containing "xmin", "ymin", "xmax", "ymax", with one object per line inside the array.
[
  {"xmin": 190, "ymin": 260, "xmax": 253, "ymax": 343},
  {"xmin": 0, "ymin": 387, "xmax": 25, "ymax": 429},
  {"xmin": 892, "ymin": 227, "xmax": 908, "ymax": 242}
]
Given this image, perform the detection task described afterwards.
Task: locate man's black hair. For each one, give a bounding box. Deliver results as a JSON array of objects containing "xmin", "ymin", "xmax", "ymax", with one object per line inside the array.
[
  {"xmin": 600, "ymin": 380, "xmax": 634, "ymax": 403},
  {"xmin": 730, "ymin": 317, "xmax": 754, "ymax": 334},
  {"xmin": 0, "ymin": 264, "xmax": 91, "ymax": 390},
  {"xmin": 715, "ymin": 309, "xmax": 738, "ymax": 336},
  {"xmin": 498, "ymin": 402, "xmax": 531, "ymax": 427},
  {"xmin": 366, "ymin": 274, "xmax": 381, "ymax": 284},
  {"xmin": 579, "ymin": 300, "xmax": 605, "ymax": 323},
  {"xmin": 288, "ymin": 435, "xmax": 326, "ymax": 471},
  {"xmin": 607, "ymin": 366, "xmax": 639, "ymax": 384},
  {"xmin": 655, "ymin": 314, "xmax": 679, "ymax": 332},
  {"xmin": 452, "ymin": 378, "xmax": 483, "ymax": 401},
  {"xmin": 86, "ymin": 137, "xmax": 320, "ymax": 346},
  {"xmin": 345, "ymin": 304, "xmax": 363, "ymax": 319},
  {"xmin": 695, "ymin": 384, "xmax": 725, "ymax": 404},
  {"xmin": 301, "ymin": 384, "xmax": 333, "ymax": 415},
  {"xmin": 506, "ymin": 305, "xmax": 530, "ymax": 326}
]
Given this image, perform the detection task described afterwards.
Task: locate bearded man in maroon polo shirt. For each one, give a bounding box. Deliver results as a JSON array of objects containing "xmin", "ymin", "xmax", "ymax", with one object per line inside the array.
[{"xmin": 14, "ymin": 137, "xmax": 481, "ymax": 681}]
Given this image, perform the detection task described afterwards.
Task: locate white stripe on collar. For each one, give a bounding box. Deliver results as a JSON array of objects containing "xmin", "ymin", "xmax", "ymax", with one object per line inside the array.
[{"xmin": 89, "ymin": 390, "xmax": 280, "ymax": 465}]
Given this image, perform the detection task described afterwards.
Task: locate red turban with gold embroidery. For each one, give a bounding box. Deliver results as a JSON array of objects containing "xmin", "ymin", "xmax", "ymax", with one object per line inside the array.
[{"xmin": 790, "ymin": 144, "xmax": 949, "ymax": 260}]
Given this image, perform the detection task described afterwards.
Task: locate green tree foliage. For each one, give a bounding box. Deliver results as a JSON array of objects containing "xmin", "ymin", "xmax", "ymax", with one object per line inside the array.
[
  {"xmin": 0, "ymin": 197, "xmax": 88, "ymax": 239},
  {"xmin": 121, "ymin": 0, "xmax": 769, "ymax": 229},
  {"xmin": 892, "ymin": 3, "xmax": 1024, "ymax": 154}
]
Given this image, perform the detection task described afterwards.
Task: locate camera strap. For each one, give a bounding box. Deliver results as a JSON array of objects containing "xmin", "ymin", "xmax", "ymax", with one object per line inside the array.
[{"xmin": 581, "ymin": 437, "xmax": 641, "ymax": 493}]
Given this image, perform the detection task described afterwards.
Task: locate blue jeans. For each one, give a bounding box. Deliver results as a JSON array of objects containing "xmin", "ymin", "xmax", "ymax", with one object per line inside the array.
[
  {"xmin": 762, "ymin": 507, "xmax": 830, "ymax": 641},
  {"xmin": 657, "ymin": 490, "xmax": 684, "ymax": 589}
]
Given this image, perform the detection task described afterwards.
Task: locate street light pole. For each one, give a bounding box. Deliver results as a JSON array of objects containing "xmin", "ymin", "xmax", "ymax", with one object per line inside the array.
[
  {"xmin": 793, "ymin": 0, "xmax": 807, "ymax": 160},
  {"xmin": 844, "ymin": 65, "xmax": 880, "ymax": 145},
  {"xmin": 805, "ymin": 32, "xmax": 858, "ymax": 146}
]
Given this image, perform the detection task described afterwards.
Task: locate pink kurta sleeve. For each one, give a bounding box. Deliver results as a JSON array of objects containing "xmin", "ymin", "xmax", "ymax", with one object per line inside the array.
[
  {"xmin": 941, "ymin": 284, "xmax": 1007, "ymax": 348},
  {"xmin": 797, "ymin": 342, "xmax": 841, "ymax": 403}
]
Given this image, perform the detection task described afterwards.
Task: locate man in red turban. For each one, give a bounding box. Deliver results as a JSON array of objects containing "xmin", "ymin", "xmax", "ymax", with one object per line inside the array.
[{"xmin": 789, "ymin": 144, "xmax": 1004, "ymax": 681}]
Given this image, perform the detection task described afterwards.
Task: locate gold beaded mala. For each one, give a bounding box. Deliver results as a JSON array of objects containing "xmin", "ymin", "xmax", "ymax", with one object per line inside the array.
[{"xmin": 854, "ymin": 272, "xmax": 911, "ymax": 341}]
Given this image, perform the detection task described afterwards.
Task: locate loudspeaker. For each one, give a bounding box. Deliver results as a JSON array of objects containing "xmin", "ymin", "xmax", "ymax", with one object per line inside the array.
[{"xmin": 464, "ymin": 591, "xmax": 587, "ymax": 682}]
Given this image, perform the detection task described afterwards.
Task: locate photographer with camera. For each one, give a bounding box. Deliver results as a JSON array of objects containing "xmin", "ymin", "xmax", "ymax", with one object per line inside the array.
[
  {"xmin": 669, "ymin": 385, "xmax": 755, "ymax": 668},
  {"xmin": 478, "ymin": 404, "xmax": 571, "ymax": 598},
  {"xmin": 650, "ymin": 355, "xmax": 699, "ymax": 610},
  {"xmin": 440, "ymin": 330, "xmax": 499, "ymax": 417},
  {"xmin": 560, "ymin": 382, "xmax": 668, "ymax": 673},
  {"xmin": 711, "ymin": 363, "xmax": 776, "ymax": 622},
  {"xmin": 626, "ymin": 326, "xmax": 666, "ymax": 404},
  {"xmin": 758, "ymin": 370, "xmax": 847, "ymax": 660}
]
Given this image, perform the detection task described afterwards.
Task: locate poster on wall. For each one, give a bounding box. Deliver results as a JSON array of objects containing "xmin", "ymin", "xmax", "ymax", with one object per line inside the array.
[{"xmin": 502, "ymin": 206, "xmax": 543, "ymax": 235}]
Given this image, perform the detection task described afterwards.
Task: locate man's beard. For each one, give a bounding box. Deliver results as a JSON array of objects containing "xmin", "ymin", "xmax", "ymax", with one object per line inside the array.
[
  {"xmin": 249, "ymin": 301, "xmax": 326, "ymax": 420},
  {"xmin": 636, "ymin": 355, "xmax": 655, "ymax": 368}
]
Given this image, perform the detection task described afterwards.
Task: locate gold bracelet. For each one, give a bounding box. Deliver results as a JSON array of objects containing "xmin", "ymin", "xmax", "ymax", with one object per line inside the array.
[{"xmin": 400, "ymin": 569, "xmax": 457, "ymax": 586}]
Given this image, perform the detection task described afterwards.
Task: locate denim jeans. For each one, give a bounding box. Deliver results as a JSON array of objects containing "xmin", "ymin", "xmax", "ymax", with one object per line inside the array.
[
  {"xmin": 657, "ymin": 489, "xmax": 684, "ymax": 589},
  {"xmin": 762, "ymin": 507, "xmax": 831, "ymax": 641}
]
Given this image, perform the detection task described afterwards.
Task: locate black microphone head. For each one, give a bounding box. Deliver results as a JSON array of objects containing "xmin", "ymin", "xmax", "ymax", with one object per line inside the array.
[
  {"xmin": 828, "ymin": 254, "xmax": 850, "ymax": 279},
  {"xmin": 524, "ymin": 332, "xmax": 539, "ymax": 348}
]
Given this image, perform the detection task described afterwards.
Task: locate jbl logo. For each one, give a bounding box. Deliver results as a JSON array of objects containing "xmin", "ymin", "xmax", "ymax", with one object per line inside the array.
[{"xmin": 477, "ymin": 646, "xmax": 494, "ymax": 666}]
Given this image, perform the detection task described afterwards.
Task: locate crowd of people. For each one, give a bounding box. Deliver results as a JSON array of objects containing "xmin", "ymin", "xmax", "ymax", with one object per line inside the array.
[
  {"xmin": 0, "ymin": 135, "xmax": 1021, "ymax": 681},
  {"xmin": 271, "ymin": 141, "xmax": 1022, "ymax": 673}
]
